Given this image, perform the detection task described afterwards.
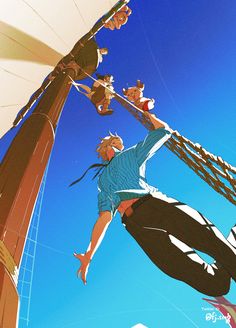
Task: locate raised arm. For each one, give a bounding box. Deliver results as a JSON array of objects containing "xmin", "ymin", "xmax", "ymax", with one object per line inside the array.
[
  {"xmin": 135, "ymin": 113, "xmax": 172, "ymax": 165},
  {"xmin": 144, "ymin": 111, "xmax": 169, "ymax": 130},
  {"xmin": 74, "ymin": 210, "xmax": 112, "ymax": 284}
]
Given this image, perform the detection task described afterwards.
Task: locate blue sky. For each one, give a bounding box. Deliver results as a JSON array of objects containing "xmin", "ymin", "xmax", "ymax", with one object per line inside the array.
[{"xmin": 1, "ymin": 1, "xmax": 236, "ymax": 327}]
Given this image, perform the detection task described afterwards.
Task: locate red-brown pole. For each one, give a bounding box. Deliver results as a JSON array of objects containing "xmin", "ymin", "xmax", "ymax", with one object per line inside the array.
[{"xmin": 0, "ymin": 67, "xmax": 76, "ymax": 328}]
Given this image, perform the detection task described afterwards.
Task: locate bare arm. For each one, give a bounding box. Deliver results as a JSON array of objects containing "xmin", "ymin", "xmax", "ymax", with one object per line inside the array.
[
  {"xmin": 144, "ymin": 111, "xmax": 169, "ymax": 130},
  {"xmin": 86, "ymin": 211, "xmax": 112, "ymax": 260},
  {"xmin": 135, "ymin": 113, "xmax": 172, "ymax": 165},
  {"xmin": 74, "ymin": 211, "xmax": 112, "ymax": 284}
]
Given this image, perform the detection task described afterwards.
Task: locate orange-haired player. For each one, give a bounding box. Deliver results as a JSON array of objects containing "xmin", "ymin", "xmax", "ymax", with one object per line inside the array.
[
  {"xmin": 123, "ymin": 80, "xmax": 155, "ymax": 112},
  {"xmin": 104, "ymin": 6, "xmax": 132, "ymax": 30}
]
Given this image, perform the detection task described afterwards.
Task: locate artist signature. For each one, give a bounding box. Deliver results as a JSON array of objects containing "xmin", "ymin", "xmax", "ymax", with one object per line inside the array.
[{"xmin": 205, "ymin": 312, "xmax": 231, "ymax": 324}]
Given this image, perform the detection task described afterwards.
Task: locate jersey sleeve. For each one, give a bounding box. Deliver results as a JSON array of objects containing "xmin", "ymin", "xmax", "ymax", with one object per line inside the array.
[
  {"xmin": 134, "ymin": 128, "xmax": 171, "ymax": 165},
  {"xmin": 98, "ymin": 189, "xmax": 113, "ymax": 213}
]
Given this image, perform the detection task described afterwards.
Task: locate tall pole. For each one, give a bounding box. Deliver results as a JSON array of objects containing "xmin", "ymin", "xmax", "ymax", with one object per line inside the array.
[
  {"xmin": 0, "ymin": 67, "xmax": 76, "ymax": 328},
  {"xmin": 0, "ymin": 1, "xmax": 129, "ymax": 327}
]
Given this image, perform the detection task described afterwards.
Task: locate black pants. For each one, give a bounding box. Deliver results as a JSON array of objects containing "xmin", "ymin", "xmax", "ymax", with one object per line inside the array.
[{"xmin": 122, "ymin": 195, "xmax": 236, "ymax": 296}]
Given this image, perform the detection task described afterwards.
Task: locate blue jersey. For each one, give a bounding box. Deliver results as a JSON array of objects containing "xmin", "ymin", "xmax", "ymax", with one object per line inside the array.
[{"xmin": 97, "ymin": 128, "xmax": 171, "ymax": 214}]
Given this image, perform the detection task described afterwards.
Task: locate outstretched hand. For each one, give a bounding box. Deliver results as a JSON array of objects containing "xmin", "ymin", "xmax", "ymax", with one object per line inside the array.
[{"xmin": 74, "ymin": 252, "xmax": 91, "ymax": 284}]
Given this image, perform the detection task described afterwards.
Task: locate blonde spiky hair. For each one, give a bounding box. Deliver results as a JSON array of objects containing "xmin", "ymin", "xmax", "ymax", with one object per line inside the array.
[{"xmin": 96, "ymin": 132, "xmax": 122, "ymax": 161}]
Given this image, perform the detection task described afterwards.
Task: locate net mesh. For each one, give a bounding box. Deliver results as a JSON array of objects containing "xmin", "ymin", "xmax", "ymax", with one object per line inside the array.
[{"xmin": 114, "ymin": 93, "xmax": 236, "ymax": 206}]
